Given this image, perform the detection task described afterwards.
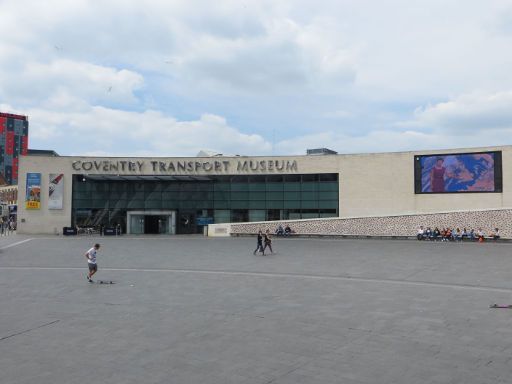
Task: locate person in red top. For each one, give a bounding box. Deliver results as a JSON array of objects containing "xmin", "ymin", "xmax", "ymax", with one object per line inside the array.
[{"xmin": 430, "ymin": 158, "xmax": 446, "ymax": 192}]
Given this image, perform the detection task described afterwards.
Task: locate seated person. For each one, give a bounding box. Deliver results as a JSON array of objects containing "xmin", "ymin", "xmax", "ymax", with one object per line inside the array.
[
  {"xmin": 425, "ymin": 227, "xmax": 432, "ymax": 240},
  {"xmin": 453, "ymin": 228, "xmax": 462, "ymax": 241},
  {"xmin": 433, "ymin": 227, "xmax": 440, "ymax": 240},
  {"xmin": 275, "ymin": 224, "xmax": 284, "ymax": 236},
  {"xmin": 477, "ymin": 228, "xmax": 485, "ymax": 242},
  {"xmin": 284, "ymin": 225, "xmax": 292, "ymax": 236},
  {"xmin": 491, "ymin": 228, "xmax": 500, "ymax": 241},
  {"xmin": 469, "ymin": 229, "xmax": 476, "ymax": 241},
  {"xmin": 445, "ymin": 228, "xmax": 453, "ymax": 241},
  {"xmin": 461, "ymin": 228, "xmax": 468, "ymax": 240},
  {"xmin": 417, "ymin": 226, "xmax": 425, "ymax": 240}
]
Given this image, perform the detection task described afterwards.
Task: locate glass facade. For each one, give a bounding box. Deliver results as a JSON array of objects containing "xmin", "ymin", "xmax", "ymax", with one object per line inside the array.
[{"xmin": 72, "ymin": 173, "xmax": 339, "ymax": 234}]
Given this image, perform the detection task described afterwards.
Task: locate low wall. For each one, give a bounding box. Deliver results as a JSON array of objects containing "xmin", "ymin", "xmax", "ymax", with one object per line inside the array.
[
  {"xmin": 226, "ymin": 209, "xmax": 512, "ymax": 238},
  {"xmin": 207, "ymin": 223, "xmax": 231, "ymax": 237}
]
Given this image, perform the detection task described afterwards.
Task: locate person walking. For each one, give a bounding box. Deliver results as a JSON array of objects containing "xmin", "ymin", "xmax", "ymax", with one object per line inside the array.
[
  {"xmin": 85, "ymin": 243, "xmax": 100, "ymax": 283},
  {"xmin": 263, "ymin": 229, "xmax": 273, "ymax": 255},
  {"xmin": 253, "ymin": 230, "xmax": 264, "ymax": 255}
]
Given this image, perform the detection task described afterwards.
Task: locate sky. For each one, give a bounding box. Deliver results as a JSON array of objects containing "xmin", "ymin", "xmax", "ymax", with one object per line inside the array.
[{"xmin": 1, "ymin": 0, "xmax": 512, "ymax": 157}]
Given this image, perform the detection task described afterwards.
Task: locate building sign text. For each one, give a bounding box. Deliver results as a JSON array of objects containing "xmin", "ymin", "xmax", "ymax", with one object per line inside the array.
[{"xmin": 71, "ymin": 159, "xmax": 298, "ymax": 174}]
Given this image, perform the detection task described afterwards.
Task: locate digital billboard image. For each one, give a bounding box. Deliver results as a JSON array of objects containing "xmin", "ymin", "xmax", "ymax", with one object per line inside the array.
[{"xmin": 415, "ymin": 151, "xmax": 502, "ymax": 193}]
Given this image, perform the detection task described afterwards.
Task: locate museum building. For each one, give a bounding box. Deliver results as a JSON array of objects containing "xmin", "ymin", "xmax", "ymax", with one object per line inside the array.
[{"xmin": 17, "ymin": 145, "xmax": 511, "ymax": 235}]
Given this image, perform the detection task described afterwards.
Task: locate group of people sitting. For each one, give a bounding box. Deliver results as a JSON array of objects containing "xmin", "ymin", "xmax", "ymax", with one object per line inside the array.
[
  {"xmin": 416, "ymin": 226, "xmax": 500, "ymax": 242},
  {"xmin": 275, "ymin": 224, "xmax": 294, "ymax": 237}
]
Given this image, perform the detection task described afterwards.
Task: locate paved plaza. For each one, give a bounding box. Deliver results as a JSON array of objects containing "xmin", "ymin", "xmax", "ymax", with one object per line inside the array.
[{"xmin": 1, "ymin": 235, "xmax": 512, "ymax": 384}]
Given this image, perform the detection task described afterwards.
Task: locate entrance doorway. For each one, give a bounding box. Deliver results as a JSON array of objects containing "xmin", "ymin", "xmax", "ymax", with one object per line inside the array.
[
  {"xmin": 127, "ymin": 211, "xmax": 176, "ymax": 235},
  {"xmin": 144, "ymin": 215, "xmax": 169, "ymax": 234}
]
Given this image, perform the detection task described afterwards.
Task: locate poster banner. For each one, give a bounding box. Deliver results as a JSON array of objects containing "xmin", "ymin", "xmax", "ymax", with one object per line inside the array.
[
  {"xmin": 48, "ymin": 173, "xmax": 64, "ymax": 210},
  {"xmin": 25, "ymin": 172, "xmax": 41, "ymax": 210},
  {"xmin": 418, "ymin": 152, "xmax": 496, "ymax": 193}
]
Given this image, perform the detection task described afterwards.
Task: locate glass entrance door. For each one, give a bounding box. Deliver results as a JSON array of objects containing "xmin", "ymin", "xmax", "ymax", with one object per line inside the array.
[
  {"xmin": 127, "ymin": 211, "xmax": 176, "ymax": 234},
  {"xmin": 168, "ymin": 211, "xmax": 176, "ymax": 234},
  {"xmin": 130, "ymin": 215, "xmax": 145, "ymax": 234},
  {"xmin": 158, "ymin": 216, "xmax": 168, "ymax": 234}
]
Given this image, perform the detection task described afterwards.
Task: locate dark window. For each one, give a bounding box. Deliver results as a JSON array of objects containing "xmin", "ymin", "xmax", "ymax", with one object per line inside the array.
[
  {"xmin": 301, "ymin": 174, "xmax": 318, "ymax": 182},
  {"xmin": 248, "ymin": 175, "xmax": 266, "ymax": 183},
  {"xmin": 72, "ymin": 173, "xmax": 339, "ymax": 233},
  {"xmin": 231, "ymin": 175, "xmax": 248, "ymax": 182},
  {"xmin": 231, "ymin": 209, "xmax": 249, "ymax": 222},
  {"xmin": 284, "ymin": 175, "xmax": 301, "ymax": 182},
  {"xmin": 319, "ymin": 173, "xmax": 338, "ymax": 181},
  {"xmin": 267, "ymin": 209, "xmax": 281, "ymax": 221},
  {"xmin": 266, "ymin": 175, "xmax": 283, "ymax": 182}
]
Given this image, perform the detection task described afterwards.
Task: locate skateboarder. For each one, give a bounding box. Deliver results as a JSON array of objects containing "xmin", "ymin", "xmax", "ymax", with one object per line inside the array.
[{"xmin": 85, "ymin": 243, "xmax": 100, "ymax": 283}]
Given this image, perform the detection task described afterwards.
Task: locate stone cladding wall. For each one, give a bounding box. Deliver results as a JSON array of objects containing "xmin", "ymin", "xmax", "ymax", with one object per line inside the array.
[{"xmin": 230, "ymin": 209, "xmax": 512, "ymax": 238}]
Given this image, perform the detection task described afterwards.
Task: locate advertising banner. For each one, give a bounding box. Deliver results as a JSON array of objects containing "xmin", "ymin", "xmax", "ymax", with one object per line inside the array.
[
  {"xmin": 416, "ymin": 152, "xmax": 497, "ymax": 193},
  {"xmin": 48, "ymin": 173, "xmax": 64, "ymax": 210},
  {"xmin": 25, "ymin": 172, "xmax": 41, "ymax": 209}
]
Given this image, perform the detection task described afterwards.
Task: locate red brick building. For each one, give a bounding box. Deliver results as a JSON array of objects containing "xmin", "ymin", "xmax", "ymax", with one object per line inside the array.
[{"xmin": 0, "ymin": 112, "xmax": 29, "ymax": 185}]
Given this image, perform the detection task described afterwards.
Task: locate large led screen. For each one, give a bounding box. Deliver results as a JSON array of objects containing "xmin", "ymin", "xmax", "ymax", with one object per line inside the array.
[{"xmin": 414, "ymin": 151, "xmax": 502, "ymax": 193}]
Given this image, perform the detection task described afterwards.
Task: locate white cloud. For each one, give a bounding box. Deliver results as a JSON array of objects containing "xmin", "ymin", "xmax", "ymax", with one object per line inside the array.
[
  {"xmin": 2, "ymin": 1, "xmax": 512, "ymax": 100},
  {"xmin": 275, "ymin": 127, "xmax": 509, "ymax": 156},
  {"xmin": 404, "ymin": 91, "xmax": 512, "ymax": 132},
  {"xmin": 2, "ymin": 0, "xmax": 512, "ymax": 157},
  {"xmin": 276, "ymin": 130, "xmax": 440, "ymax": 155},
  {"xmin": 0, "ymin": 59, "xmax": 143, "ymax": 106},
  {"xmin": 0, "ymin": 0, "xmax": 358, "ymax": 96},
  {"xmin": 277, "ymin": 88, "xmax": 512, "ymax": 153},
  {"xmin": 170, "ymin": 16, "xmax": 356, "ymax": 94},
  {"xmin": 323, "ymin": 109, "xmax": 352, "ymax": 119},
  {"xmin": 0, "ymin": 103, "xmax": 271, "ymax": 156}
]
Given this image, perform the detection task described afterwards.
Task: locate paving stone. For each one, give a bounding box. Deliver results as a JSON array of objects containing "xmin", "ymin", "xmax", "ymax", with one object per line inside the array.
[{"xmin": 1, "ymin": 235, "xmax": 512, "ymax": 383}]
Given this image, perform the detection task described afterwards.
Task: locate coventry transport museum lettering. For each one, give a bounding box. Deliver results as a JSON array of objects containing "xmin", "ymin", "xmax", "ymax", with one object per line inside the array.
[
  {"xmin": 71, "ymin": 160, "xmax": 298, "ymax": 173},
  {"xmin": 72, "ymin": 160, "xmax": 145, "ymax": 172}
]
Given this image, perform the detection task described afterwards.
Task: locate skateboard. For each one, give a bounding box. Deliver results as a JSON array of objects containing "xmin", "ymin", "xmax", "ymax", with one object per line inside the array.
[
  {"xmin": 490, "ymin": 304, "xmax": 512, "ymax": 309},
  {"xmin": 92, "ymin": 280, "xmax": 115, "ymax": 284}
]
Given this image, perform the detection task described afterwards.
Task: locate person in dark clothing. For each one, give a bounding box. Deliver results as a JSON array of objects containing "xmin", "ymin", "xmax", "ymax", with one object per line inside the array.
[
  {"xmin": 263, "ymin": 229, "xmax": 273, "ymax": 255},
  {"xmin": 432, "ymin": 227, "xmax": 440, "ymax": 241},
  {"xmin": 253, "ymin": 230, "xmax": 264, "ymax": 255}
]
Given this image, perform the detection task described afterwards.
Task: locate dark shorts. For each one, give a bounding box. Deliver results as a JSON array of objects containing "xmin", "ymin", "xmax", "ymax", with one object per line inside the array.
[{"xmin": 88, "ymin": 263, "xmax": 97, "ymax": 272}]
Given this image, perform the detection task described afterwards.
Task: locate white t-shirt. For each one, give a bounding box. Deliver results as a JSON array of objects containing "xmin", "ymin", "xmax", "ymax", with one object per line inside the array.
[{"xmin": 87, "ymin": 247, "xmax": 97, "ymax": 264}]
